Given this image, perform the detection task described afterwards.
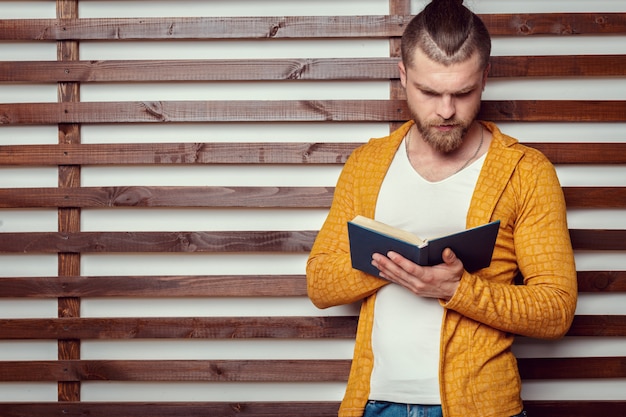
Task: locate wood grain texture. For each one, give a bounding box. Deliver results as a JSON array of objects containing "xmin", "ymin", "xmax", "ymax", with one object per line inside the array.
[
  {"xmin": 1, "ymin": 13, "xmax": 624, "ymax": 40},
  {"xmin": 480, "ymin": 13, "xmax": 626, "ymax": 36},
  {"xmin": 0, "ymin": 271, "xmax": 622, "ymax": 298},
  {"xmin": 2, "ymin": 55, "xmax": 624, "ymax": 83},
  {"xmin": 0, "ymin": 16, "xmax": 413, "ymax": 40},
  {"xmin": 577, "ymin": 271, "xmax": 626, "ymax": 292},
  {"xmin": 0, "ymin": 229, "xmax": 622, "ymax": 253},
  {"xmin": 562, "ymin": 187, "xmax": 626, "ymax": 208},
  {"xmin": 569, "ymin": 229, "xmax": 626, "ymax": 251},
  {"xmin": 0, "ymin": 275, "xmax": 309, "ymax": 298},
  {"xmin": 0, "ymin": 359, "xmax": 352, "ymax": 382},
  {"xmin": 0, "ymin": 401, "xmax": 624, "ymax": 417},
  {"xmin": 1, "ymin": 100, "xmax": 625, "ymax": 124},
  {"xmin": 0, "ymin": 401, "xmax": 625, "ymax": 417},
  {"xmin": 56, "ymin": 0, "xmax": 82, "ymax": 403},
  {"xmin": 0, "ymin": 142, "xmax": 356, "ymax": 165},
  {"xmin": 518, "ymin": 357, "xmax": 626, "ymax": 379},
  {"xmin": 0, "ymin": 316, "xmax": 359, "ymax": 340},
  {"xmin": 0, "ymin": 186, "xmax": 621, "ymax": 209},
  {"xmin": 0, "ymin": 230, "xmax": 318, "ymax": 253},
  {"xmin": 1, "ymin": 143, "xmax": 624, "ymax": 166},
  {"xmin": 0, "ymin": 186, "xmax": 336, "ymax": 208},
  {"xmin": 0, "ymin": 315, "xmax": 621, "ymax": 340},
  {"xmin": 0, "ymin": 356, "xmax": 624, "ymax": 382},
  {"xmin": 0, "ymin": 402, "xmax": 345, "ymax": 417},
  {"xmin": 568, "ymin": 315, "xmax": 626, "ymax": 337},
  {"xmin": 524, "ymin": 401, "xmax": 626, "ymax": 417}
]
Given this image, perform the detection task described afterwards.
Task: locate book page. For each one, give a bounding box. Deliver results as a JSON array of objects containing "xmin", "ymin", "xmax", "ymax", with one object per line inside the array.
[{"xmin": 350, "ymin": 215, "xmax": 425, "ymax": 246}]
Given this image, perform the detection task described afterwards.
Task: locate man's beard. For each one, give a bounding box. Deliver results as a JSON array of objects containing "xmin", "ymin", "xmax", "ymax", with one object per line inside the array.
[
  {"xmin": 411, "ymin": 104, "xmax": 480, "ymax": 154},
  {"xmin": 414, "ymin": 118, "xmax": 468, "ymax": 153}
]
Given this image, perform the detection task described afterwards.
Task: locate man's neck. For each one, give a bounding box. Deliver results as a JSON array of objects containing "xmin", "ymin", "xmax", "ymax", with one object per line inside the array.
[{"xmin": 405, "ymin": 121, "xmax": 491, "ymax": 182}]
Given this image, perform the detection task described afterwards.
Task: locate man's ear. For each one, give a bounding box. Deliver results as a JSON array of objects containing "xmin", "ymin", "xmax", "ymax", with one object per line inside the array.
[
  {"xmin": 398, "ymin": 61, "xmax": 408, "ymax": 88},
  {"xmin": 482, "ymin": 63, "xmax": 491, "ymax": 90}
]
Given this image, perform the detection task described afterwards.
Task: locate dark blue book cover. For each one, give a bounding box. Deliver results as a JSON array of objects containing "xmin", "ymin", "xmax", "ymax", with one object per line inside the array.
[{"xmin": 348, "ymin": 216, "xmax": 500, "ymax": 276}]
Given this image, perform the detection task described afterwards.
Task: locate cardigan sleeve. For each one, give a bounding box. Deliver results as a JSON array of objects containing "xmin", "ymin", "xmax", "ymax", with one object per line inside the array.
[
  {"xmin": 444, "ymin": 150, "xmax": 578, "ymax": 339},
  {"xmin": 306, "ymin": 145, "xmax": 388, "ymax": 309}
]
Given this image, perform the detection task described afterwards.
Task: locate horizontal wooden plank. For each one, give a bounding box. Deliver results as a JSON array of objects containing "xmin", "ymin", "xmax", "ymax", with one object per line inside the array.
[
  {"xmin": 481, "ymin": 13, "xmax": 626, "ymax": 36},
  {"xmin": 0, "ymin": 356, "xmax": 624, "ymax": 382},
  {"xmin": 0, "ymin": 186, "xmax": 621, "ymax": 209},
  {"xmin": 1, "ymin": 401, "xmax": 624, "ymax": 417},
  {"xmin": 568, "ymin": 315, "xmax": 626, "ymax": 337},
  {"xmin": 1, "ymin": 13, "xmax": 624, "ymax": 41},
  {"xmin": 1, "ymin": 55, "xmax": 624, "ymax": 83},
  {"xmin": 0, "ymin": 359, "xmax": 352, "ymax": 382},
  {"xmin": 478, "ymin": 100, "xmax": 626, "ymax": 123},
  {"xmin": 0, "ymin": 275, "xmax": 308, "ymax": 298},
  {"xmin": 488, "ymin": 55, "xmax": 626, "ymax": 78},
  {"xmin": 0, "ymin": 229, "xmax": 622, "ymax": 253},
  {"xmin": 569, "ymin": 229, "xmax": 626, "ymax": 251},
  {"xmin": 0, "ymin": 100, "xmax": 406, "ymax": 124},
  {"xmin": 1, "ymin": 142, "xmax": 624, "ymax": 166},
  {"xmin": 525, "ymin": 401, "xmax": 626, "ymax": 417},
  {"xmin": 0, "ymin": 230, "xmax": 317, "ymax": 253},
  {"xmin": 0, "ymin": 402, "xmax": 343, "ymax": 417},
  {"xmin": 0, "ymin": 58, "xmax": 399, "ymax": 83},
  {"xmin": 0, "ymin": 186, "xmax": 336, "ymax": 208},
  {"xmin": 1, "ymin": 100, "xmax": 624, "ymax": 125},
  {"xmin": 562, "ymin": 187, "xmax": 626, "ymax": 209},
  {"xmin": 0, "ymin": 271, "xmax": 623, "ymax": 299},
  {"xmin": 0, "ymin": 315, "xmax": 622, "ymax": 340},
  {"xmin": 518, "ymin": 357, "xmax": 626, "ymax": 379},
  {"xmin": 1, "ymin": 401, "xmax": 625, "ymax": 417},
  {"xmin": 578, "ymin": 271, "xmax": 626, "ymax": 292},
  {"xmin": 0, "ymin": 143, "xmax": 356, "ymax": 165},
  {"xmin": 0, "ymin": 16, "xmax": 412, "ymax": 40},
  {"xmin": 527, "ymin": 143, "xmax": 626, "ymax": 165},
  {"xmin": 0, "ymin": 317, "xmax": 358, "ymax": 340}
]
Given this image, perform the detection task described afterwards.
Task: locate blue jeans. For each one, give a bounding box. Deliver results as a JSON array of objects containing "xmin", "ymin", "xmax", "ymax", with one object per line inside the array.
[
  {"xmin": 363, "ymin": 401, "xmax": 442, "ymax": 417},
  {"xmin": 363, "ymin": 401, "xmax": 527, "ymax": 417}
]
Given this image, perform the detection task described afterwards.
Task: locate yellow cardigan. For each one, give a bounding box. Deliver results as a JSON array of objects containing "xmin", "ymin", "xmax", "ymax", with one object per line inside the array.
[{"xmin": 306, "ymin": 121, "xmax": 577, "ymax": 417}]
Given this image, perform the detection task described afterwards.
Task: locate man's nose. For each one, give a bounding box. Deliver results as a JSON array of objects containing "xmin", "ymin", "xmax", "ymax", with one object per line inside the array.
[{"xmin": 437, "ymin": 96, "xmax": 456, "ymax": 120}]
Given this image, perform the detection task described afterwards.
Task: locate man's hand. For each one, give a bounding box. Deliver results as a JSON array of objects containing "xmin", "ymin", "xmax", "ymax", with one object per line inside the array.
[{"xmin": 371, "ymin": 248, "xmax": 464, "ymax": 301}]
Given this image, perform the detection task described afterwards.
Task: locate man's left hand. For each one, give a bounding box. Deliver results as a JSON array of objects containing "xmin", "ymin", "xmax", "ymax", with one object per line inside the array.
[{"xmin": 371, "ymin": 248, "xmax": 464, "ymax": 301}]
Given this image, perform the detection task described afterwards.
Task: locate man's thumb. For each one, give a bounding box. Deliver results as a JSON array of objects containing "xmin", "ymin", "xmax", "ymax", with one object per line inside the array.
[{"xmin": 443, "ymin": 248, "xmax": 457, "ymax": 264}]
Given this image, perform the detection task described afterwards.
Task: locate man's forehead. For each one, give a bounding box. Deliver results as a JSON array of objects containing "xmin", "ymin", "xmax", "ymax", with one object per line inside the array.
[
  {"xmin": 405, "ymin": 47, "xmax": 482, "ymax": 69},
  {"xmin": 404, "ymin": 50, "xmax": 485, "ymax": 87},
  {"xmin": 407, "ymin": 48, "xmax": 484, "ymax": 73}
]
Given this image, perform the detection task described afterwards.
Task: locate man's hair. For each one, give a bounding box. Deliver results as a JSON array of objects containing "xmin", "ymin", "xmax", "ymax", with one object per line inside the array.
[{"xmin": 401, "ymin": 0, "xmax": 491, "ymax": 69}]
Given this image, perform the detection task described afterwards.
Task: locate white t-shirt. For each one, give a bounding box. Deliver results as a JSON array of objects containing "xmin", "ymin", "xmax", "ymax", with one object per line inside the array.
[{"xmin": 368, "ymin": 137, "xmax": 486, "ymax": 404}]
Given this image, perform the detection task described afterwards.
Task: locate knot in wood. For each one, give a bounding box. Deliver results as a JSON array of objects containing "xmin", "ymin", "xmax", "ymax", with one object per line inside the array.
[
  {"xmin": 141, "ymin": 101, "xmax": 168, "ymax": 122},
  {"xmin": 595, "ymin": 16, "xmax": 608, "ymax": 25},
  {"xmin": 268, "ymin": 20, "xmax": 285, "ymax": 38},
  {"xmin": 593, "ymin": 272, "xmax": 611, "ymax": 290},
  {"xmin": 287, "ymin": 60, "xmax": 310, "ymax": 80},
  {"xmin": 554, "ymin": 23, "xmax": 574, "ymax": 35}
]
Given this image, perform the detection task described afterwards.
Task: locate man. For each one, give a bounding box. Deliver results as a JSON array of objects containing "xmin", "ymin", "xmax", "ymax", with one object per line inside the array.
[{"xmin": 306, "ymin": 1, "xmax": 578, "ymax": 416}]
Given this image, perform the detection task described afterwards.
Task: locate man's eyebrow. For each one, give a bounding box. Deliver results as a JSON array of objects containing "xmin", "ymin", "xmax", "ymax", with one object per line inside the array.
[
  {"xmin": 415, "ymin": 83, "xmax": 439, "ymax": 94},
  {"xmin": 415, "ymin": 82, "xmax": 478, "ymax": 95},
  {"xmin": 454, "ymin": 85, "xmax": 478, "ymax": 95}
]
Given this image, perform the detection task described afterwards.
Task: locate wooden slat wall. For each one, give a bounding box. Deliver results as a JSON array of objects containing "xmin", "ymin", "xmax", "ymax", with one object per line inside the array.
[{"xmin": 1, "ymin": 0, "xmax": 625, "ymax": 416}]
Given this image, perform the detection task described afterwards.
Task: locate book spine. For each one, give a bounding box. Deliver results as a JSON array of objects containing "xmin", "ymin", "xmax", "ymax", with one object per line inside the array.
[{"xmin": 416, "ymin": 245, "xmax": 429, "ymax": 266}]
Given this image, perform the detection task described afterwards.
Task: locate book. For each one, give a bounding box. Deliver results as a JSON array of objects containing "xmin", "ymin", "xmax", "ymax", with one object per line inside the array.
[{"xmin": 347, "ymin": 215, "xmax": 500, "ymax": 275}]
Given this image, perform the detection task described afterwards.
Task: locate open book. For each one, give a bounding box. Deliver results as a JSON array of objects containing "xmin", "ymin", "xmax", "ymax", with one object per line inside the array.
[{"xmin": 347, "ymin": 215, "xmax": 500, "ymax": 275}]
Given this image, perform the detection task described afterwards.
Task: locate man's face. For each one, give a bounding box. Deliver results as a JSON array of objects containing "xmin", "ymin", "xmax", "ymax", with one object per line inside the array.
[{"xmin": 399, "ymin": 49, "xmax": 489, "ymax": 153}]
